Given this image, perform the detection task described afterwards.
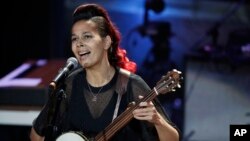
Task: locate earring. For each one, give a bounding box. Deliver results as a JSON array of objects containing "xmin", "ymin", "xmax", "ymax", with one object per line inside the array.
[{"xmin": 110, "ymin": 46, "xmax": 113, "ymax": 52}]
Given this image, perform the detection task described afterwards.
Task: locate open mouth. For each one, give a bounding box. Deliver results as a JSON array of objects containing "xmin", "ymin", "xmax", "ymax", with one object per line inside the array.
[
  {"xmin": 79, "ymin": 51, "xmax": 90, "ymax": 57},
  {"xmin": 78, "ymin": 51, "xmax": 91, "ymax": 60}
]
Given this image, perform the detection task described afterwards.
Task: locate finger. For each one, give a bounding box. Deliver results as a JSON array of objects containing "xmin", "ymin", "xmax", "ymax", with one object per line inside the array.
[
  {"xmin": 133, "ymin": 109, "xmax": 153, "ymax": 119},
  {"xmin": 133, "ymin": 106, "xmax": 156, "ymax": 116},
  {"xmin": 134, "ymin": 115, "xmax": 153, "ymax": 121},
  {"xmin": 139, "ymin": 101, "xmax": 154, "ymax": 107},
  {"xmin": 138, "ymin": 95, "xmax": 144, "ymax": 99}
]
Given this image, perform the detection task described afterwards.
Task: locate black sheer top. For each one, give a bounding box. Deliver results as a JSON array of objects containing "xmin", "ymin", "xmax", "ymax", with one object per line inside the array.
[{"xmin": 32, "ymin": 67, "xmax": 178, "ymax": 141}]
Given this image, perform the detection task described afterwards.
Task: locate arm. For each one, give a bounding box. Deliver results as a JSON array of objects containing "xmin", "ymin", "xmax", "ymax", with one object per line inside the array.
[
  {"xmin": 132, "ymin": 97, "xmax": 179, "ymax": 141},
  {"xmin": 129, "ymin": 74, "xmax": 180, "ymax": 141},
  {"xmin": 153, "ymin": 111, "xmax": 180, "ymax": 141},
  {"xmin": 30, "ymin": 127, "xmax": 45, "ymax": 141}
]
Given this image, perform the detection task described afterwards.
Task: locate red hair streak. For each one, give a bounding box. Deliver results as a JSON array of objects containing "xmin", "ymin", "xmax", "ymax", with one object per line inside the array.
[{"xmin": 116, "ymin": 48, "xmax": 137, "ymax": 73}]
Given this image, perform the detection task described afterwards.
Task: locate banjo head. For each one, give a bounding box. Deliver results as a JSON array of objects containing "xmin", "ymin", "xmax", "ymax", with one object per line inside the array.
[{"xmin": 56, "ymin": 131, "xmax": 88, "ymax": 141}]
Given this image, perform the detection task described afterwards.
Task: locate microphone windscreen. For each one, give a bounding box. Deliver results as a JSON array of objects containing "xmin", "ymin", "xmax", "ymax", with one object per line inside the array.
[{"xmin": 67, "ymin": 57, "xmax": 78, "ymax": 70}]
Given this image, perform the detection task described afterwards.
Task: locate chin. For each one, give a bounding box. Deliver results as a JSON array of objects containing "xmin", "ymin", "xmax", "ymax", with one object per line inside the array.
[{"xmin": 81, "ymin": 63, "xmax": 90, "ymax": 69}]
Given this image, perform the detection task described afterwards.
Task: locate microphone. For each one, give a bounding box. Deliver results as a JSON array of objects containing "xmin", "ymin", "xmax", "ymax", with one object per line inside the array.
[{"xmin": 49, "ymin": 57, "xmax": 78, "ymax": 90}]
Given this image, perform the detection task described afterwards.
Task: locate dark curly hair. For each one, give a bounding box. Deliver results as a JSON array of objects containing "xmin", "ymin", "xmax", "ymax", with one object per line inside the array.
[{"xmin": 72, "ymin": 3, "xmax": 137, "ymax": 73}]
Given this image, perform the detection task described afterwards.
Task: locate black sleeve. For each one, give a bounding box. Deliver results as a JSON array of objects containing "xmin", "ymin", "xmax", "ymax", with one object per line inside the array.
[
  {"xmin": 32, "ymin": 68, "xmax": 79, "ymax": 136},
  {"xmin": 32, "ymin": 93, "xmax": 54, "ymax": 136},
  {"xmin": 153, "ymin": 97, "xmax": 182, "ymax": 138},
  {"xmin": 32, "ymin": 106, "xmax": 47, "ymax": 136},
  {"xmin": 128, "ymin": 73, "xmax": 181, "ymax": 140}
]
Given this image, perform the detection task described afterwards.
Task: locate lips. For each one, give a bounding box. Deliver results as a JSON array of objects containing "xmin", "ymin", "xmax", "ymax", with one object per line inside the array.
[{"xmin": 78, "ymin": 50, "xmax": 91, "ymax": 60}]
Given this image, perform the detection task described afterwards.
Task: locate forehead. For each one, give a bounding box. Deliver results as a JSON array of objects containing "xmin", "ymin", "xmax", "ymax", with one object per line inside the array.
[{"xmin": 71, "ymin": 20, "xmax": 98, "ymax": 34}]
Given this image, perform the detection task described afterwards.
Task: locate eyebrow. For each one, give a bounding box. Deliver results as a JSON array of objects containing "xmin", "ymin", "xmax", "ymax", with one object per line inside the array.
[{"xmin": 71, "ymin": 31, "xmax": 91, "ymax": 36}]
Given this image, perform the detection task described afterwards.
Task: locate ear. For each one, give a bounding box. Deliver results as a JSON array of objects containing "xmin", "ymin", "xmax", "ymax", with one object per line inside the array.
[{"xmin": 104, "ymin": 35, "xmax": 112, "ymax": 50}]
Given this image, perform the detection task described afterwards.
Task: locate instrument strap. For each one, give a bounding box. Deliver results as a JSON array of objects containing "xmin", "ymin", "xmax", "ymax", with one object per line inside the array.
[{"xmin": 112, "ymin": 68, "xmax": 130, "ymax": 121}]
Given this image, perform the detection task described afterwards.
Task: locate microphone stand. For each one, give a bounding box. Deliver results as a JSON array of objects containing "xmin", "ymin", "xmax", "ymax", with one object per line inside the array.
[{"xmin": 44, "ymin": 83, "xmax": 66, "ymax": 141}]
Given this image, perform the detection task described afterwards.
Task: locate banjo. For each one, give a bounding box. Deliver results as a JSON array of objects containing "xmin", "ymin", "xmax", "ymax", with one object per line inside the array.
[{"xmin": 56, "ymin": 69, "xmax": 182, "ymax": 141}]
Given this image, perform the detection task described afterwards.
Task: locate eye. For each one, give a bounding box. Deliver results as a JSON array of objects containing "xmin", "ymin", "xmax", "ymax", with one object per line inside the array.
[
  {"xmin": 71, "ymin": 36, "xmax": 78, "ymax": 42},
  {"xmin": 82, "ymin": 34, "xmax": 92, "ymax": 40}
]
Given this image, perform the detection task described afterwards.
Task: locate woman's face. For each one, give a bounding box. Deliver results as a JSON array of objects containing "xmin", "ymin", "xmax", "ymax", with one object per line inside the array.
[{"xmin": 71, "ymin": 19, "xmax": 110, "ymax": 68}]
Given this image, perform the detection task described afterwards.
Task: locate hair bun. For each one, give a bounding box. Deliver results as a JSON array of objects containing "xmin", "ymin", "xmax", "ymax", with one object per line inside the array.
[{"xmin": 73, "ymin": 4, "xmax": 109, "ymax": 23}]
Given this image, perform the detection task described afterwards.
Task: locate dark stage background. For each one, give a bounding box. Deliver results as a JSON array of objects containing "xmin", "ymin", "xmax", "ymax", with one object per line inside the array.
[{"xmin": 0, "ymin": 0, "xmax": 250, "ymax": 141}]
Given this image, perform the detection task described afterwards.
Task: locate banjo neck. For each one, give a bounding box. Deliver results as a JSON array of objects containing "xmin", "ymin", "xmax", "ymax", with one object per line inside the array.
[{"xmin": 94, "ymin": 69, "xmax": 181, "ymax": 141}]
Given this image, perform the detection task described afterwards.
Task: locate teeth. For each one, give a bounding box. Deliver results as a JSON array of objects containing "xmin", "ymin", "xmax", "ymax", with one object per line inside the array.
[{"xmin": 79, "ymin": 51, "xmax": 89, "ymax": 56}]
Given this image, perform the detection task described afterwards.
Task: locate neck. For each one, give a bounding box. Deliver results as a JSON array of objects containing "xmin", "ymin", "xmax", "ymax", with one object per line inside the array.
[{"xmin": 86, "ymin": 65, "xmax": 115, "ymax": 87}]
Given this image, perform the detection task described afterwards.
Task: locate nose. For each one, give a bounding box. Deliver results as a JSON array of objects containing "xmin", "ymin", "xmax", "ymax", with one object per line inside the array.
[{"xmin": 76, "ymin": 39, "xmax": 84, "ymax": 47}]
